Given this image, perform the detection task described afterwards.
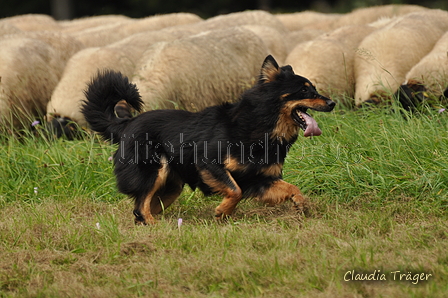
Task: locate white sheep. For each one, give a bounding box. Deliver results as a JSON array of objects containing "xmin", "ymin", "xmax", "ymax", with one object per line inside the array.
[
  {"xmin": 285, "ymin": 25, "xmax": 376, "ymax": 99},
  {"xmin": 403, "ymin": 31, "xmax": 448, "ymax": 96},
  {"xmin": 354, "ymin": 9, "xmax": 448, "ymax": 105},
  {"xmin": 46, "ymin": 30, "xmax": 181, "ymax": 127},
  {"xmin": 0, "ymin": 38, "xmax": 63, "ymax": 130},
  {"xmin": 133, "ymin": 26, "xmax": 269, "ymax": 111},
  {"xmin": 46, "ymin": 11, "xmax": 282, "ymax": 127}
]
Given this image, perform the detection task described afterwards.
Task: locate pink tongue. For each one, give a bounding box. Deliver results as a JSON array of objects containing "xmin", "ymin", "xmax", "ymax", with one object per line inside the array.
[{"xmin": 301, "ymin": 112, "xmax": 322, "ymax": 137}]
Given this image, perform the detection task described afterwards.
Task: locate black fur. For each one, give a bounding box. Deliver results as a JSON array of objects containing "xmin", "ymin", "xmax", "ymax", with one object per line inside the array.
[
  {"xmin": 82, "ymin": 56, "xmax": 335, "ymax": 224},
  {"xmin": 45, "ymin": 116, "xmax": 82, "ymax": 140},
  {"xmin": 395, "ymin": 81, "xmax": 427, "ymax": 112}
]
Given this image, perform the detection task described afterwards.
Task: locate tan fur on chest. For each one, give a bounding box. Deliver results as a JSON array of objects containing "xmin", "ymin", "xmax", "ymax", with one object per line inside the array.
[{"xmin": 271, "ymin": 101, "xmax": 299, "ymax": 142}]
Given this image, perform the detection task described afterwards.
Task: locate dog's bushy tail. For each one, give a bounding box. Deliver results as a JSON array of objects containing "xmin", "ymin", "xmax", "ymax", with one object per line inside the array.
[{"xmin": 81, "ymin": 70, "xmax": 143, "ymax": 143}]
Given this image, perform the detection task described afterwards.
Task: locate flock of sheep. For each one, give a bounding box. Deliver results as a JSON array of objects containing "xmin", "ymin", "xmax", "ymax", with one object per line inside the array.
[{"xmin": 0, "ymin": 4, "xmax": 447, "ymax": 134}]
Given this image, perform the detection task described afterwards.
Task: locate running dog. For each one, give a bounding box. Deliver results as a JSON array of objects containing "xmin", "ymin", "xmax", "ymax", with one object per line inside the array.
[{"xmin": 82, "ymin": 55, "xmax": 335, "ymax": 224}]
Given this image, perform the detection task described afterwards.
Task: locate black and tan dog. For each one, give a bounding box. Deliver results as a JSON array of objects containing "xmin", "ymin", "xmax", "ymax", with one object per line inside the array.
[{"xmin": 82, "ymin": 55, "xmax": 335, "ymax": 224}]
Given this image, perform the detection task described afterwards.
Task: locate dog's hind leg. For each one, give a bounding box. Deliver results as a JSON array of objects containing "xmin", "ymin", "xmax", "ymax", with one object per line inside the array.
[
  {"xmin": 256, "ymin": 180, "xmax": 310, "ymax": 214},
  {"xmin": 134, "ymin": 157, "xmax": 170, "ymax": 225},
  {"xmin": 198, "ymin": 166, "xmax": 242, "ymax": 219},
  {"xmin": 150, "ymin": 171, "xmax": 184, "ymax": 215}
]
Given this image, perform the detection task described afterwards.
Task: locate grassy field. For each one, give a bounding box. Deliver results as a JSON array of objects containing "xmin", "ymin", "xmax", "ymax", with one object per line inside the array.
[{"xmin": 0, "ymin": 103, "xmax": 447, "ymax": 297}]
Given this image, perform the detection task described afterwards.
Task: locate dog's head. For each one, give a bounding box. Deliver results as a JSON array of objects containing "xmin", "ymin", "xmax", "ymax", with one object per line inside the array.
[{"xmin": 258, "ymin": 55, "xmax": 335, "ymax": 139}]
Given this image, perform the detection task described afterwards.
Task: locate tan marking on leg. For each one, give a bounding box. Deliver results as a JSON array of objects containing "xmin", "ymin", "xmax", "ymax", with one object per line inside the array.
[
  {"xmin": 139, "ymin": 156, "xmax": 169, "ymax": 225},
  {"xmin": 199, "ymin": 169, "xmax": 242, "ymax": 219},
  {"xmin": 223, "ymin": 155, "xmax": 251, "ymax": 173},
  {"xmin": 150, "ymin": 172, "xmax": 184, "ymax": 215},
  {"xmin": 224, "ymin": 155, "xmax": 242, "ymax": 172},
  {"xmin": 256, "ymin": 180, "xmax": 309, "ymax": 214}
]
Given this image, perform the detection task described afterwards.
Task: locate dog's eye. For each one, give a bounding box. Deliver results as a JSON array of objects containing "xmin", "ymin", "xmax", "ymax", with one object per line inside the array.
[{"xmin": 300, "ymin": 87, "xmax": 308, "ymax": 93}]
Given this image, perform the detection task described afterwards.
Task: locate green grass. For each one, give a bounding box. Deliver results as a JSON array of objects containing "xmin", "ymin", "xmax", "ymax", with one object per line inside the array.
[{"xmin": 0, "ymin": 103, "xmax": 447, "ymax": 297}]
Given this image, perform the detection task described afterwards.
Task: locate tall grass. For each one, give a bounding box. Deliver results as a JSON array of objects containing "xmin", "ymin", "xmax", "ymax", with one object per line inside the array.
[
  {"xmin": 286, "ymin": 105, "xmax": 448, "ymax": 209},
  {"xmin": 0, "ymin": 103, "xmax": 447, "ymax": 297}
]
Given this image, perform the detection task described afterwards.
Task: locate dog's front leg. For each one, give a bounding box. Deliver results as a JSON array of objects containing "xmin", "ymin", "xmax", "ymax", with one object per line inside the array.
[
  {"xmin": 257, "ymin": 180, "xmax": 309, "ymax": 214},
  {"xmin": 197, "ymin": 166, "xmax": 242, "ymax": 219}
]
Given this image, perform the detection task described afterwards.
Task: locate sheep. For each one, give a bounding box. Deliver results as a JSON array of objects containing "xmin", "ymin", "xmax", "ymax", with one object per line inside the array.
[
  {"xmin": 285, "ymin": 25, "xmax": 376, "ymax": 100},
  {"xmin": 46, "ymin": 30, "xmax": 181, "ymax": 127},
  {"xmin": 71, "ymin": 13, "xmax": 202, "ymax": 47},
  {"xmin": 0, "ymin": 14, "xmax": 60, "ymax": 31},
  {"xmin": 132, "ymin": 26, "xmax": 269, "ymax": 111},
  {"xmin": 0, "ymin": 31, "xmax": 83, "ymax": 131},
  {"xmin": 46, "ymin": 26, "xmax": 269, "ymax": 134},
  {"xmin": 0, "ymin": 37, "xmax": 64, "ymax": 131},
  {"xmin": 354, "ymin": 9, "xmax": 448, "ymax": 106},
  {"xmin": 403, "ymin": 31, "xmax": 448, "ymax": 97}
]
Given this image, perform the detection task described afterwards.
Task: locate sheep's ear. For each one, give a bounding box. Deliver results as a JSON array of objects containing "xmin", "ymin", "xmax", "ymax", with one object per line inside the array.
[{"xmin": 258, "ymin": 55, "xmax": 280, "ymax": 84}]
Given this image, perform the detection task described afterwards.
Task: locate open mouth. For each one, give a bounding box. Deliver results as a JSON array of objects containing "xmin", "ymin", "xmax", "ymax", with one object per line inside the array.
[{"xmin": 292, "ymin": 108, "xmax": 322, "ymax": 137}]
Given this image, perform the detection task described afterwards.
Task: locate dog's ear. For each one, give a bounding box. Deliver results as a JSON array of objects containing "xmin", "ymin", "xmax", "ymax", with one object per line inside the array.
[{"xmin": 258, "ymin": 55, "xmax": 280, "ymax": 84}]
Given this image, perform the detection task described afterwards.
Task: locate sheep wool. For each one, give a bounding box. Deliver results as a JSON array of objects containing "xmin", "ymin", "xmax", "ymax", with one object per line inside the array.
[
  {"xmin": 59, "ymin": 15, "xmax": 131, "ymax": 33},
  {"xmin": 284, "ymin": 29, "xmax": 325, "ymax": 53},
  {"xmin": 199, "ymin": 10, "xmax": 286, "ymax": 33},
  {"xmin": 133, "ymin": 27, "xmax": 269, "ymax": 111},
  {"xmin": 331, "ymin": 4, "xmax": 428, "ymax": 29},
  {"xmin": 0, "ymin": 14, "xmax": 60, "ymax": 31},
  {"xmin": 241, "ymin": 25, "xmax": 288, "ymax": 64},
  {"xmin": 46, "ymin": 30, "xmax": 180, "ymax": 127},
  {"xmin": 4, "ymin": 31, "xmax": 85, "ymax": 63},
  {"xmin": 354, "ymin": 9, "xmax": 448, "ymax": 105},
  {"xmin": 72, "ymin": 13, "xmax": 202, "ymax": 47},
  {"xmin": 161, "ymin": 10, "xmax": 288, "ymax": 38},
  {"xmin": 0, "ymin": 38, "xmax": 62, "ymax": 130},
  {"xmin": 403, "ymin": 31, "xmax": 448, "ymax": 96},
  {"xmin": 275, "ymin": 11, "xmax": 341, "ymax": 32},
  {"xmin": 285, "ymin": 25, "xmax": 376, "ymax": 99}
]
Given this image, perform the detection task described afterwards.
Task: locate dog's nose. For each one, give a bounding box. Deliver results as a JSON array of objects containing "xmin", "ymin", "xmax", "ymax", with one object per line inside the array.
[{"xmin": 327, "ymin": 99, "xmax": 336, "ymax": 110}]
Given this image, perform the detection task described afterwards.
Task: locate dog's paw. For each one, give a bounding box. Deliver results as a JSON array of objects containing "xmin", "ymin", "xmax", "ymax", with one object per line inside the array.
[
  {"xmin": 214, "ymin": 206, "xmax": 233, "ymax": 221},
  {"xmin": 133, "ymin": 210, "xmax": 156, "ymax": 225},
  {"xmin": 291, "ymin": 194, "xmax": 310, "ymax": 216}
]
